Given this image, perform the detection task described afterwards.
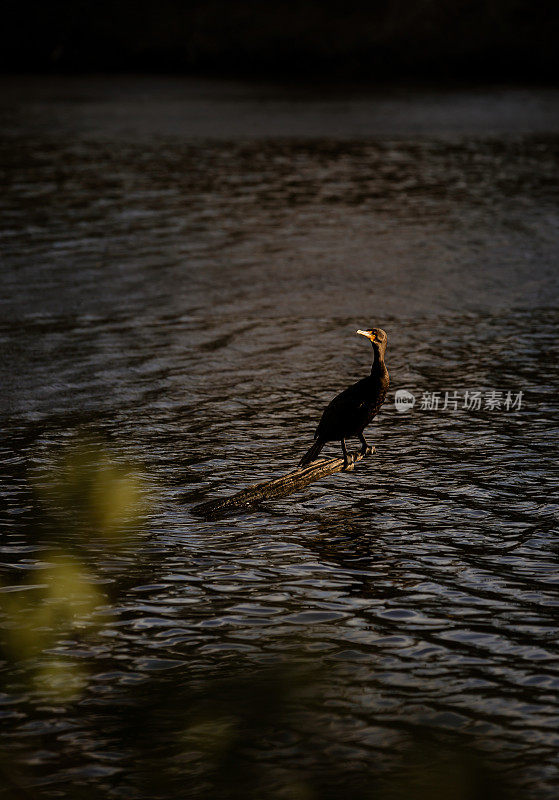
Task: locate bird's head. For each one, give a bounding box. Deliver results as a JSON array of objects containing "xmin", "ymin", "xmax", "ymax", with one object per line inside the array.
[{"xmin": 356, "ymin": 327, "xmax": 388, "ymax": 357}]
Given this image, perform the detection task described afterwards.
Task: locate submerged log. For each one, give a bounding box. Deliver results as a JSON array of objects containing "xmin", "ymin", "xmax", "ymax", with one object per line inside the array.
[{"xmin": 192, "ymin": 446, "xmax": 374, "ymax": 517}]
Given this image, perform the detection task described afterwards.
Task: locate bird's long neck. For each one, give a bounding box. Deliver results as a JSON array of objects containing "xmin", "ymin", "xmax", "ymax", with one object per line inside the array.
[
  {"xmin": 370, "ymin": 345, "xmax": 388, "ymax": 380},
  {"xmin": 370, "ymin": 346, "xmax": 382, "ymax": 374}
]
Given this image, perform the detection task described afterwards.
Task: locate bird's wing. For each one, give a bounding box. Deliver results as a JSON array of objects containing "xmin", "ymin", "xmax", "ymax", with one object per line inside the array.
[{"xmin": 314, "ymin": 379, "xmax": 370, "ymax": 437}]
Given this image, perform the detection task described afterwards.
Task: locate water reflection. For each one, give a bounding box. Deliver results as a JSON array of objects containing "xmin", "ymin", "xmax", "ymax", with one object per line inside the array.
[{"xmin": 1, "ymin": 80, "xmax": 558, "ymax": 798}]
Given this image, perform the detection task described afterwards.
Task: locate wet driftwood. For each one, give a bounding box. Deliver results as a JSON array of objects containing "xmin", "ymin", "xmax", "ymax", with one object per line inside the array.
[{"xmin": 192, "ymin": 447, "xmax": 374, "ymax": 517}]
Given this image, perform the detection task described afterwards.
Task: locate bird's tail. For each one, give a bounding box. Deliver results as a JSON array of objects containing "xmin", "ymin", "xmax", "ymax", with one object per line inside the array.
[{"xmin": 298, "ymin": 438, "xmax": 325, "ymax": 468}]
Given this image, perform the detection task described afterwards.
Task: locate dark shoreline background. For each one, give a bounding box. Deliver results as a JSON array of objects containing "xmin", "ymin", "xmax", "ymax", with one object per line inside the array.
[{"xmin": 3, "ymin": 0, "xmax": 559, "ymax": 82}]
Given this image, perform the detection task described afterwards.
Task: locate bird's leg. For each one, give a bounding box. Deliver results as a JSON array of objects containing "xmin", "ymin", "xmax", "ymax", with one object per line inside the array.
[
  {"xmin": 341, "ymin": 439, "xmax": 354, "ymax": 470},
  {"xmin": 359, "ymin": 433, "xmax": 373, "ymax": 456}
]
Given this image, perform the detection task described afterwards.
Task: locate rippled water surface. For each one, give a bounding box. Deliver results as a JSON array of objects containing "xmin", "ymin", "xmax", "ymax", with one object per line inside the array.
[{"xmin": 1, "ymin": 77, "xmax": 559, "ymax": 799}]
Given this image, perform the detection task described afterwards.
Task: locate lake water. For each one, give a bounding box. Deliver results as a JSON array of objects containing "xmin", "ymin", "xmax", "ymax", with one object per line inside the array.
[{"xmin": 1, "ymin": 77, "xmax": 559, "ymax": 799}]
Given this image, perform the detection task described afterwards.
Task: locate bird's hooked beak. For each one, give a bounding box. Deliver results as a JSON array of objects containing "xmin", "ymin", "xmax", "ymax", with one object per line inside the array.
[{"xmin": 356, "ymin": 329, "xmax": 377, "ymax": 342}]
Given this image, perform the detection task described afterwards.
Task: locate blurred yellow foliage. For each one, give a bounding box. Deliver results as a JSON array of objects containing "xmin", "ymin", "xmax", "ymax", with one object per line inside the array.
[
  {"xmin": 1, "ymin": 554, "xmax": 106, "ymax": 663},
  {"xmin": 0, "ymin": 439, "xmax": 148, "ymax": 701},
  {"xmin": 181, "ymin": 716, "xmax": 238, "ymax": 756},
  {"xmin": 32, "ymin": 657, "xmax": 88, "ymax": 702},
  {"xmin": 32, "ymin": 439, "xmax": 147, "ymax": 543},
  {"xmin": 93, "ymin": 457, "xmax": 146, "ymax": 537}
]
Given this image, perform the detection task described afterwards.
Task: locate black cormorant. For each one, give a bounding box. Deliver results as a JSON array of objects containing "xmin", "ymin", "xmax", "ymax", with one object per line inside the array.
[{"xmin": 298, "ymin": 327, "xmax": 389, "ymax": 469}]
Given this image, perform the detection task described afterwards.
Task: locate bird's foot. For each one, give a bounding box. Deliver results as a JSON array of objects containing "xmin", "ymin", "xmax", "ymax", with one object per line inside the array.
[
  {"xmin": 361, "ymin": 445, "xmax": 373, "ymax": 457},
  {"xmin": 343, "ymin": 454, "xmax": 355, "ymax": 471}
]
